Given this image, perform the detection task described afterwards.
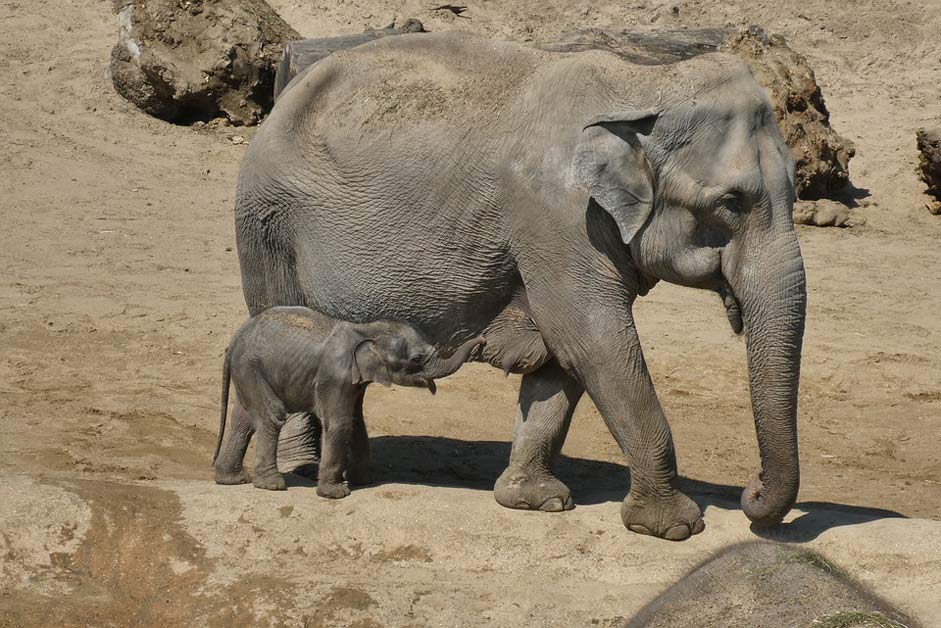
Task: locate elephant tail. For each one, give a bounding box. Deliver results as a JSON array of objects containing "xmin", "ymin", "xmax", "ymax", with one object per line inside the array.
[{"xmin": 213, "ymin": 347, "xmax": 232, "ymax": 464}]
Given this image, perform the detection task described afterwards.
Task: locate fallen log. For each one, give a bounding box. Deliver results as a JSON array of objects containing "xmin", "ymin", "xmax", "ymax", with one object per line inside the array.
[{"xmin": 273, "ymin": 19, "xmax": 426, "ymax": 101}]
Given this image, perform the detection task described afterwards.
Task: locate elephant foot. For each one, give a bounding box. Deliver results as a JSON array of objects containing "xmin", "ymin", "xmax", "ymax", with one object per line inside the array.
[
  {"xmin": 317, "ymin": 481, "xmax": 351, "ymax": 499},
  {"xmin": 494, "ymin": 466, "xmax": 574, "ymax": 512},
  {"xmin": 214, "ymin": 468, "xmax": 252, "ymax": 485},
  {"xmin": 620, "ymin": 490, "xmax": 704, "ymax": 541},
  {"xmin": 252, "ymin": 471, "xmax": 287, "ymax": 491}
]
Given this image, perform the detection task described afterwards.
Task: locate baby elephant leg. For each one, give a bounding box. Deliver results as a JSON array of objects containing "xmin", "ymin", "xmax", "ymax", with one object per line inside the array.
[
  {"xmin": 250, "ymin": 384, "xmax": 288, "ymax": 491},
  {"xmin": 214, "ymin": 398, "xmax": 254, "ymax": 485},
  {"xmin": 317, "ymin": 415, "xmax": 354, "ymax": 499}
]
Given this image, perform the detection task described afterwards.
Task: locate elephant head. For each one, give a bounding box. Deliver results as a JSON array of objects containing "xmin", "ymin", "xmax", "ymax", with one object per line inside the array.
[
  {"xmin": 574, "ymin": 62, "xmax": 806, "ymax": 527},
  {"xmin": 351, "ymin": 321, "xmax": 486, "ymax": 394}
]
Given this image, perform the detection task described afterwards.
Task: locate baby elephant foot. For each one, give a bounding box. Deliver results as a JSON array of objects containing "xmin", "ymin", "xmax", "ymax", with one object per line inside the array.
[
  {"xmin": 494, "ymin": 466, "xmax": 574, "ymax": 512},
  {"xmin": 252, "ymin": 471, "xmax": 287, "ymax": 491},
  {"xmin": 317, "ymin": 481, "xmax": 351, "ymax": 499},
  {"xmin": 214, "ymin": 468, "xmax": 252, "ymax": 486},
  {"xmin": 621, "ymin": 490, "xmax": 705, "ymax": 541}
]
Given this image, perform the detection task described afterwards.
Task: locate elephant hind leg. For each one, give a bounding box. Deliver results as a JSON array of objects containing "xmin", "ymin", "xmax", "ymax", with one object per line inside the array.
[
  {"xmin": 277, "ymin": 412, "xmax": 322, "ymax": 478},
  {"xmin": 214, "ymin": 398, "xmax": 254, "ymax": 485},
  {"xmin": 236, "ymin": 218, "xmax": 306, "ymax": 316},
  {"xmin": 494, "ymin": 360, "xmax": 583, "ymax": 512},
  {"xmin": 247, "ymin": 382, "xmax": 288, "ymax": 491}
]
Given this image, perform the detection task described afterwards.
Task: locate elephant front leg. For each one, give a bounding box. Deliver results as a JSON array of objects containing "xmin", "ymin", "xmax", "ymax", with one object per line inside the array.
[
  {"xmin": 520, "ymin": 264, "xmax": 704, "ymax": 539},
  {"xmin": 579, "ymin": 325, "xmax": 704, "ymax": 540},
  {"xmin": 494, "ymin": 360, "xmax": 583, "ymax": 512},
  {"xmin": 317, "ymin": 416, "xmax": 353, "ymax": 499},
  {"xmin": 214, "ymin": 399, "xmax": 254, "ymax": 485}
]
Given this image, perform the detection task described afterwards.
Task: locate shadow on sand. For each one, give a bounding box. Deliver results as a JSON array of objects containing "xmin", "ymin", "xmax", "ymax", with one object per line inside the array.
[{"xmin": 286, "ymin": 434, "xmax": 905, "ymax": 542}]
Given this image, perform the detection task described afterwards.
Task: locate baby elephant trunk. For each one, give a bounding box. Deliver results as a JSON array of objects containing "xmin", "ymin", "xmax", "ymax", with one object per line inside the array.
[{"xmin": 421, "ymin": 336, "xmax": 486, "ymax": 382}]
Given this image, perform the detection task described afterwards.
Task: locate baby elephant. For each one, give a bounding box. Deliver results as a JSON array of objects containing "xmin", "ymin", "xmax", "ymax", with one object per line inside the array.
[{"xmin": 213, "ymin": 306, "xmax": 484, "ymax": 498}]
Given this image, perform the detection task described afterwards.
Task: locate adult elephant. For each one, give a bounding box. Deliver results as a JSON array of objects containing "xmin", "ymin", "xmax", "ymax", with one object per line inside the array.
[{"xmin": 235, "ymin": 32, "xmax": 806, "ymax": 540}]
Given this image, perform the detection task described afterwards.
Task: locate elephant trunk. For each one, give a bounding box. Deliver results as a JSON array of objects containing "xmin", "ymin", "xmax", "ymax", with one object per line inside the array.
[
  {"xmin": 421, "ymin": 336, "xmax": 486, "ymax": 380},
  {"xmin": 732, "ymin": 231, "xmax": 806, "ymax": 527}
]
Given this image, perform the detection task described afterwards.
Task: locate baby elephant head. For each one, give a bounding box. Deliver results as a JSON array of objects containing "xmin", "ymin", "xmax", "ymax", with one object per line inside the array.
[{"xmin": 351, "ymin": 322, "xmax": 485, "ymax": 393}]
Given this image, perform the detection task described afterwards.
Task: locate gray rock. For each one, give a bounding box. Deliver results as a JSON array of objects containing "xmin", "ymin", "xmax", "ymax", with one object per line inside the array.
[
  {"xmin": 626, "ymin": 542, "xmax": 913, "ymax": 628},
  {"xmin": 793, "ymin": 199, "xmax": 854, "ymax": 227}
]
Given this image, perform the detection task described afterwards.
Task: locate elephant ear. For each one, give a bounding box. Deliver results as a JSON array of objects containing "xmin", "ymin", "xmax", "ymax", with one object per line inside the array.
[
  {"xmin": 351, "ymin": 339, "xmax": 393, "ymax": 387},
  {"xmin": 573, "ymin": 108, "xmax": 659, "ymax": 245}
]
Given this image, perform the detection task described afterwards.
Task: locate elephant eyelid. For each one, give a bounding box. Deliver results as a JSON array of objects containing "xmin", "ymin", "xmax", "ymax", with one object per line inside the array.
[{"xmin": 719, "ymin": 190, "xmax": 749, "ymax": 213}]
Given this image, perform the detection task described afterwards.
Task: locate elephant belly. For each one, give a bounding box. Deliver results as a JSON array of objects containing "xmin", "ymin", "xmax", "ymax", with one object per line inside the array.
[{"xmin": 291, "ymin": 219, "xmax": 519, "ymax": 347}]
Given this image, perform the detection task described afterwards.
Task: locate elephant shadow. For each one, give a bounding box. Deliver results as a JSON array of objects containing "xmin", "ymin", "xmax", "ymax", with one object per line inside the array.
[{"xmin": 288, "ymin": 434, "xmax": 906, "ymax": 542}]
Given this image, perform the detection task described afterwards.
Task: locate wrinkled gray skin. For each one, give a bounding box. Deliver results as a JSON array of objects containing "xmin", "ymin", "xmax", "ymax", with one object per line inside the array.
[
  {"xmin": 235, "ymin": 33, "xmax": 806, "ymax": 539},
  {"xmin": 213, "ymin": 306, "xmax": 484, "ymax": 498}
]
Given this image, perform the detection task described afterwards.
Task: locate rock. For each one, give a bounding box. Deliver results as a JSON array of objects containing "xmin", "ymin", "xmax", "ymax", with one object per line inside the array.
[
  {"xmin": 273, "ymin": 19, "xmax": 427, "ymax": 101},
  {"xmin": 793, "ymin": 199, "xmax": 853, "ymax": 227},
  {"xmin": 109, "ymin": 0, "xmax": 300, "ymax": 125},
  {"xmin": 626, "ymin": 542, "xmax": 913, "ymax": 628},
  {"xmin": 916, "ymin": 127, "xmax": 941, "ymax": 214},
  {"xmin": 539, "ymin": 26, "xmax": 855, "ymax": 201}
]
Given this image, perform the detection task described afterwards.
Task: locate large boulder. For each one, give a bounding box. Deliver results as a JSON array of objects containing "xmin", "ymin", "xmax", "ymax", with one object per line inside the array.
[
  {"xmin": 540, "ymin": 26, "xmax": 856, "ymax": 201},
  {"xmin": 916, "ymin": 127, "xmax": 941, "ymax": 215},
  {"xmin": 109, "ymin": 0, "xmax": 300, "ymax": 125},
  {"xmin": 626, "ymin": 542, "xmax": 913, "ymax": 628},
  {"xmin": 274, "ymin": 19, "xmax": 427, "ymax": 101}
]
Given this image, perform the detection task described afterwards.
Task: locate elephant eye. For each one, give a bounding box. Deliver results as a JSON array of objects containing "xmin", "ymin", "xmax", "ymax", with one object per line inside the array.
[
  {"xmin": 408, "ymin": 353, "xmax": 424, "ymax": 365},
  {"xmin": 719, "ymin": 190, "xmax": 749, "ymax": 214}
]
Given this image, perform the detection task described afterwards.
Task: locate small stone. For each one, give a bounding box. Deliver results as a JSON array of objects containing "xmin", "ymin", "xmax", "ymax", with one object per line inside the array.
[{"xmin": 793, "ymin": 199, "xmax": 852, "ymax": 228}]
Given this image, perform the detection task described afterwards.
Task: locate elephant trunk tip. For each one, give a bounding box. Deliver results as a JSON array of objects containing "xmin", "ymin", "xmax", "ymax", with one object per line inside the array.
[{"xmin": 740, "ymin": 472, "xmax": 799, "ymax": 528}]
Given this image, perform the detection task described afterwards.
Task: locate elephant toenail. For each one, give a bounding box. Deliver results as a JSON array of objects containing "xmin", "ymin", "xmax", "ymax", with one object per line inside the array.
[
  {"xmin": 692, "ymin": 519, "xmax": 706, "ymax": 534},
  {"xmin": 628, "ymin": 524, "xmax": 653, "ymax": 536},
  {"xmin": 664, "ymin": 524, "xmax": 691, "ymax": 541},
  {"xmin": 539, "ymin": 497, "xmax": 565, "ymax": 512}
]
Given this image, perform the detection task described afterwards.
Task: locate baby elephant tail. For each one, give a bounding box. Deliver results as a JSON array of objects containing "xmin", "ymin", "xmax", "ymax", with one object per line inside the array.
[{"xmin": 213, "ymin": 347, "xmax": 232, "ymax": 464}]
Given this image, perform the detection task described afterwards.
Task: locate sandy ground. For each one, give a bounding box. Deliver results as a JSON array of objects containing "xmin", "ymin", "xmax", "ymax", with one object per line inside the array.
[{"xmin": 1, "ymin": 0, "xmax": 940, "ymax": 626}]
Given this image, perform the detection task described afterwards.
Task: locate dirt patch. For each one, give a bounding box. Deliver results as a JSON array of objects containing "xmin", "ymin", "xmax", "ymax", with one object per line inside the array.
[
  {"xmin": 373, "ymin": 544, "xmax": 434, "ymax": 563},
  {"xmin": 0, "ymin": 478, "xmax": 305, "ymax": 628}
]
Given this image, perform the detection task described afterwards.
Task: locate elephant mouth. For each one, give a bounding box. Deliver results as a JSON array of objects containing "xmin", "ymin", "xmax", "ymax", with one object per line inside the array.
[{"xmin": 719, "ymin": 282, "xmax": 744, "ymax": 335}]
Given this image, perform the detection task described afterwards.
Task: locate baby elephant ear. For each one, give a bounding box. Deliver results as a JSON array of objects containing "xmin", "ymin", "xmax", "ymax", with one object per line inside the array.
[
  {"xmin": 352, "ymin": 340, "xmax": 393, "ymax": 387},
  {"xmin": 573, "ymin": 108, "xmax": 660, "ymax": 245}
]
